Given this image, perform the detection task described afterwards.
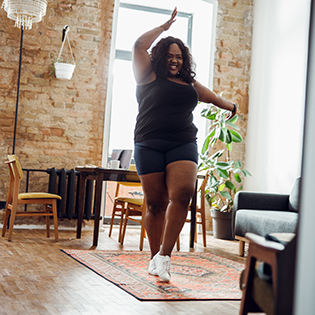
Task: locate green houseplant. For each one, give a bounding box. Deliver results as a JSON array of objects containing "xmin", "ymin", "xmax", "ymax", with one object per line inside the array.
[{"xmin": 198, "ymin": 103, "xmax": 251, "ymax": 239}]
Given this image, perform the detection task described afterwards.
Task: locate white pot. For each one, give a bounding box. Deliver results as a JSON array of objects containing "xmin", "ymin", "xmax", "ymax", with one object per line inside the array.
[{"xmin": 54, "ymin": 62, "xmax": 75, "ymax": 80}]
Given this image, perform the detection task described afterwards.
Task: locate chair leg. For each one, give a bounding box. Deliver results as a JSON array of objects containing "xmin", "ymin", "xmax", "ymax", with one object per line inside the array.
[
  {"xmin": 200, "ymin": 210, "xmax": 207, "ymax": 247},
  {"xmin": 239, "ymin": 240, "xmax": 245, "ymax": 257},
  {"xmin": 239, "ymin": 250, "xmax": 260, "ymax": 315},
  {"xmin": 51, "ymin": 200, "xmax": 59, "ymax": 242},
  {"xmin": 120, "ymin": 209, "xmax": 129, "ymax": 245},
  {"xmin": 118, "ymin": 208, "xmax": 126, "ymax": 243},
  {"xmin": 108, "ymin": 204, "xmax": 118, "ymax": 238},
  {"xmin": 2, "ymin": 205, "xmax": 10, "ymax": 237},
  {"xmin": 45, "ymin": 205, "xmax": 50, "ymax": 238},
  {"xmin": 140, "ymin": 223, "xmax": 145, "ymax": 251},
  {"xmin": 7, "ymin": 203, "xmax": 18, "ymax": 241}
]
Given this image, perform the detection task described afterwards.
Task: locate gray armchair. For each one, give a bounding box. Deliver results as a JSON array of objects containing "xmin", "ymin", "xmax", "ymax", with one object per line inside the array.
[{"xmin": 232, "ymin": 178, "xmax": 300, "ymax": 256}]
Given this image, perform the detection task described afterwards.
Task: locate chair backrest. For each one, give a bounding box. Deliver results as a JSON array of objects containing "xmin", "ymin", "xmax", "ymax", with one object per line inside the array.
[
  {"xmin": 5, "ymin": 155, "xmax": 23, "ymax": 205},
  {"xmin": 8, "ymin": 155, "xmax": 23, "ymax": 180},
  {"xmin": 115, "ymin": 164, "xmax": 142, "ymax": 197}
]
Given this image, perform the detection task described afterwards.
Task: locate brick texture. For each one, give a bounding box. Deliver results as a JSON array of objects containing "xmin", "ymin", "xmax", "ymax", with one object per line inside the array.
[
  {"xmin": 213, "ymin": 0, "xmax": 253, "ymax": 164},
  {"xmin": 0, "ymin": 0, "xmax": 115, "ymax": 203}
]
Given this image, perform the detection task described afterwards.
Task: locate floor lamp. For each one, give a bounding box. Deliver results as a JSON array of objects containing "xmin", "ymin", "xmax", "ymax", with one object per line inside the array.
[{"xmin": 1, "ymin": 0, "xmax": 48, "ymax": 154}]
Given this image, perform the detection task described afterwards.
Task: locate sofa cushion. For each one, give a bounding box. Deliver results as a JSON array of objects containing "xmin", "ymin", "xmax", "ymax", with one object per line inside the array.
[
  {"xmin": 288, "ymin": 177, "xmax": 301, "ymax": 212},
  {"xmin": 235, "ymin": 210, "xmax": 298, "ymax": 237}
]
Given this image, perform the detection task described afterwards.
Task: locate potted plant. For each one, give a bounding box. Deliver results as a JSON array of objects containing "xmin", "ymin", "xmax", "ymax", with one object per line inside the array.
[
  {"xmin": 49, "ymin": 57, "xmax": 86, "ymax": 80},
  {"xmin": 198, "ymin": 103, "xmax": 251, "ymax": 239}
]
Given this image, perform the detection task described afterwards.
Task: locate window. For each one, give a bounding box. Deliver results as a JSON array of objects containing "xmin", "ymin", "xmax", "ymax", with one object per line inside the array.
[{"xmin": 103, "ymin": 0, "xmax": 217, "ymax": 166}]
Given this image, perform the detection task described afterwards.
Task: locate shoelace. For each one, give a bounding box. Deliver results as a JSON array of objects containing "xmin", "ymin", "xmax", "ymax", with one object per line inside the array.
[{"xmin": 161, "ymin": 258, "xmax": 171, "ymax": 272}]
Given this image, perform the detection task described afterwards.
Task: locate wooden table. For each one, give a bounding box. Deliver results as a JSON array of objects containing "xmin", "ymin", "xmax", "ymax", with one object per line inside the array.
[{"xmin": 75, "ymin": 166, "xmax": 200, "ymax": 248}]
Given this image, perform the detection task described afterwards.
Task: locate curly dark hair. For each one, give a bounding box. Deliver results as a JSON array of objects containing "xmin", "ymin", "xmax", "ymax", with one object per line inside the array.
[{"xmin": 151, "ymin": 36, "xmax": 196, "ymax": 84}]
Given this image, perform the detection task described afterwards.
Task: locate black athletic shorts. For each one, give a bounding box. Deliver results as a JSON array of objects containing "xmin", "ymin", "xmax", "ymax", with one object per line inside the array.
[{"xmin": 134, "ymin": 139, "xmax": 198, "ymax": 175}]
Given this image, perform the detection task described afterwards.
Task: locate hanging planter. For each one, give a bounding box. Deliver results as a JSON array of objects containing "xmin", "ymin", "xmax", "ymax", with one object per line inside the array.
[
  {"xmin": 54, "ymin": 62, "xmax": 75, "ymax": 80},
  {"xmin": 54, "ymin": 25, "xmax": 76, "ymax": 80}
]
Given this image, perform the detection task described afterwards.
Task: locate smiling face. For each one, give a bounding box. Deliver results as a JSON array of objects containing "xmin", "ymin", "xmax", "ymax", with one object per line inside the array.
[{"xmin": 167, "ymin": 43, "xmax": 183, "ymax": 77}]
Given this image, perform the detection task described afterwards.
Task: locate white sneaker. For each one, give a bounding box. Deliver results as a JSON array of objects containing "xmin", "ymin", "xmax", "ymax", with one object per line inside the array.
[
  {"xmin": 148, "ymin": 259, "xmax": 158, "ymax": 276},
  {"xmin": 153, "ymin": 252, "xmax": 171, "ymax": 282}
]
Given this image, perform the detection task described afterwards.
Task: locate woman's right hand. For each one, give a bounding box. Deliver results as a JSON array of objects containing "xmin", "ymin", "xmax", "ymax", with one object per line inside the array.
[{"xmin": 160, "ymin": 7, "xmax": 177, "ymax": 31}]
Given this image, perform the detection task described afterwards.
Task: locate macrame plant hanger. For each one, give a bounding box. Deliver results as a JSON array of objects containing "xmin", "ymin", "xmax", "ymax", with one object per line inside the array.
[{"xmin": 54, "ymin": 25, "xmax": 76, "ymax": 80}]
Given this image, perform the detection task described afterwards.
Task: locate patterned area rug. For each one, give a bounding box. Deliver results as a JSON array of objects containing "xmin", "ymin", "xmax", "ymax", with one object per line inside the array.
[{"xmin": 61, "ymin": 249, "xmax": 244, "ymax": 301}]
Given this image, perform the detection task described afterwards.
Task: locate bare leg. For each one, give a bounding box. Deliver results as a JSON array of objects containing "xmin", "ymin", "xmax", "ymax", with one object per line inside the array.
[
  {"xmin": 139, "ymin": 172, "xmax": 169, "ymax": 259},
  {"xmin": 160, "ymin": 160, "xmax": 197, "ymax": 257}
]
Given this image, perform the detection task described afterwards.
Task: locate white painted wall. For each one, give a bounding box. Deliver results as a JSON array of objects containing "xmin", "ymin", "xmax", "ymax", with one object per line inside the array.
[{"xmin": 244, "ymin": 0, "xmax": 310, "ymax": 193}]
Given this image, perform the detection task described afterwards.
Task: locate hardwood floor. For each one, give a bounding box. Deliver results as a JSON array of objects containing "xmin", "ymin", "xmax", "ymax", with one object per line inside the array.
[{"xmin": 0, "ymin": 223, "xmax": 260, "ymax": 315}]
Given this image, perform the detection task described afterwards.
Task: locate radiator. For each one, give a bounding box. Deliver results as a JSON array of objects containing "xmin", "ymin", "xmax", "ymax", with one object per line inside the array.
[{"xmin": 24, "ymin": 168, "xmax": 95, "ymax": 220}]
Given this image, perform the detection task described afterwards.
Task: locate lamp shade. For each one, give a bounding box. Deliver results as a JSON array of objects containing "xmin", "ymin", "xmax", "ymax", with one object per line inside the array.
[{"xmin": 1, "ymin": 0, "xmax": 47, "ymax": 30}]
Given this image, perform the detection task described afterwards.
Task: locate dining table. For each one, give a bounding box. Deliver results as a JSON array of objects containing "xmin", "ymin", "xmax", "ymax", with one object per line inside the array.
[{"xmin": 75, "ymin": 166, "xmax": 201, "ymax": 248}]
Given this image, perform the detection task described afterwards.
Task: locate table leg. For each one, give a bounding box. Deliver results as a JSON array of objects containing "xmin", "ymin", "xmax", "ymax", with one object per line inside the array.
[
  {"xmin": 190, "ymin": 180, "xmax": 197, "ymax": 248},
  {"xmin": 93, "ymin": 173, "xmax": 103, "ymax": 247},
  {"xmin": 76, "ymin": 172, "xmax": 86, "ymax": 239}
]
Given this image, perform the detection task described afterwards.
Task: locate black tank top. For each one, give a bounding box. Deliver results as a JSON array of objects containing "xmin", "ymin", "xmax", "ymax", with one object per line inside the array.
[{"xmin": 134, "ymin": 77, "xmax": 199, "ymax": 142}]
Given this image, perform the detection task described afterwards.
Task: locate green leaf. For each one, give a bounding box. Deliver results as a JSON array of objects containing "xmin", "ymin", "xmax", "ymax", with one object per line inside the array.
[
  {"xmin": 200, "ymin": 108, "xmax": 210, "ymax": 118},
  {"xmin": 201, "ymin": 135, "xmax": 210, "ymax": 154},
  {"xmin": 227, "ymin": 142, "xmax": 233, "ymax": 151},
  {"xmin": 207, "ymin": 113, "xmax": 217, "ymax": 120},
  {"xmin": 226, "ymin": 120, "xmax": 240, "ymax": 130},
  {"xmin": 242, "ymin": 169, "xmax": 252, "ymax": 177},
  {"xmin": 219, "ymin": 184, "xmax": 226, "ymax": 191},
  {"xmin": 209, "ymin": 175, "xmax": 219, "ymax": 189},
  {"xmin": 208, "ymin": 128, "xmax": 216, "ymax": 138},
  {"xmin": 227, "ymin": 114, "xmax": 238, "ymax": 124},
  {"xmin": 234, "ymin": 173, "xmax": 242, "ymax": 183},
  {"xmin": 230, "ymin": 129, "xmax": 243, "ymax": 142},
  {"xmin": 220, "ymin": 191, "xmax": 233, "ymax": 200},
  {"xmin": 234, "ymin": 160, "xmax": 242, "ymax": 169},
  {"xmin": 226, "ymin": 130, "xmax": 232, "ymax": 144},
  {"xmin": 210, "ymin": 150, "xmax": 224, "ymax": 160},
  {"xmin": 217, "ymin": 168, "xmax": 229, "ymax": 179},
  {"xmin": 215, "ymin": 162, "xmax": 230, "ymax": 169},
  {"xmin": 219, "ymin": 128, "xmax": 225, "ymax": 142},
  {"xmin": 225, "ymin": 180, "xmax": 235, "ymax": 190}
]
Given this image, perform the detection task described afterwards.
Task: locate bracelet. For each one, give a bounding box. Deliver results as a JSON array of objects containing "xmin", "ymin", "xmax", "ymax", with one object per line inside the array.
[{"xmin": 232, "ymin": 103, "xmax": 237, "ymax": 114}]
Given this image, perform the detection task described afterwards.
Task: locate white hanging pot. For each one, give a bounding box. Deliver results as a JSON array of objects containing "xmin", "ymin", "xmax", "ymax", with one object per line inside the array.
[
  {"xmin": 55, "ymin": 25, "xmax": 76, "ymax": 80},
  {"xmin": 55, "ymin": 62, "xmax": 75, "ymax": 80}
]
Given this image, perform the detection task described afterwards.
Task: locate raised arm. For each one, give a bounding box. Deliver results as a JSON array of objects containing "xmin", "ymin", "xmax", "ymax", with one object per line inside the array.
[
  {"xmin": 132, "ymin": 8, "xmax": 177, "ymax": 85},
  {"xmin": 193, "ymin": 80, "xmax": 238, "ymax": 119}
]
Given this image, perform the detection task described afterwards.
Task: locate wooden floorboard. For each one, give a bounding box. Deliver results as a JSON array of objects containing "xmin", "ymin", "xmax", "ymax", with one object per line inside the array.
[{"xmin": 0, "ymin": 223, "xmax": 263, "ymax": 315}]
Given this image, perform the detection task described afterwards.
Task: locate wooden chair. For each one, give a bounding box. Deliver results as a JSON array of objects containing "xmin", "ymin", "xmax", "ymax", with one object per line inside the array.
[
  {"xmin": 239, "ymin": 232, "xmax": 296, "ymax": 315},
  {"xmin": 108, "ymin": 164, "xmax": 143, "ymax": 243},
  {"xmin": 120, "ymin": 197, "xmax": 147, "ymax": 251},
  {"xmin": 179, "ymin": 172, "xmax": 209, "ymax": 250},
  {"xmin": 2, "ymin": 155, "xmax": 61, "ymax": 241}
]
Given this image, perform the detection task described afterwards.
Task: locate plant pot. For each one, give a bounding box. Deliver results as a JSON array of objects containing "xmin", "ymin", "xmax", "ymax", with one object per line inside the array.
[
  {"xmin": 210, "ymin": 209, "xmax": 233, "ymax": 240},
  {"xmin": 54, "ymin": 62, "xmax": 75, "ymax": 80}
]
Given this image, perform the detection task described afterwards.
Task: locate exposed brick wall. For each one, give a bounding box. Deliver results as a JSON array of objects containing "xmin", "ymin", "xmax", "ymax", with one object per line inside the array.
[
  {"xmin": 214, "ymin": 0, "xmax": 253, "ymax": 164},
  {"xmin": 0, "ymin": 0, "xmax": 115, "ymax": 202},
  {"xmin": 0, "ymin": 0, "xmax": 253, "ymax": 224}
]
